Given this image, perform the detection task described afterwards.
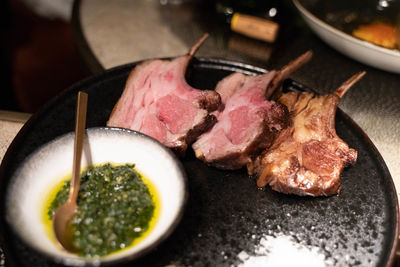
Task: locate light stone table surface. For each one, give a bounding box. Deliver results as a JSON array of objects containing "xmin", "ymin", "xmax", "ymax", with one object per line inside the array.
[
  {"xmin": 0, "ymin": 111, "xmax": 30, "ymax": 163},
  {"xmin": 76, "ymin": 0, "xmax": 400, "ymax": 200}
]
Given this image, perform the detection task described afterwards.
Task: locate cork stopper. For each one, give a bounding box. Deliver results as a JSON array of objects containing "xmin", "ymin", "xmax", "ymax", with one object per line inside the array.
[{"xmin": 230, "ymin": 13, "xmax": 279, "ymax": 43}]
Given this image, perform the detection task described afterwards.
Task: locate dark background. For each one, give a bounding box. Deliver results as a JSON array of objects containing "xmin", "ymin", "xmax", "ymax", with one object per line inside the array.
[{"xmin": 0, "ymin": 0, "xmax": 87, "ymax": 113}]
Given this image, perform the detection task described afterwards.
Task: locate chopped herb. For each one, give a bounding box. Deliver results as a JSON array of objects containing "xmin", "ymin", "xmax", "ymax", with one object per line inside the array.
[{"xmin": 48, "ymin": 163, "xmax": 155, "ymax": 257}]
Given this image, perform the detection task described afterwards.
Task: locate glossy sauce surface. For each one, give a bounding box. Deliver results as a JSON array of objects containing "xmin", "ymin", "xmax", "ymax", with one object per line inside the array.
[{"xmin": 45, "ymin": 163, "xmax": 159, "ymax": 258}]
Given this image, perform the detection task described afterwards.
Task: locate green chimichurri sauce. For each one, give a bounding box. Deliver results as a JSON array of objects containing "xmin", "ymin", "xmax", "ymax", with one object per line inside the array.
[{"xmin": 47, "ymin": 163, "xmax": 156, "ymax": 258}]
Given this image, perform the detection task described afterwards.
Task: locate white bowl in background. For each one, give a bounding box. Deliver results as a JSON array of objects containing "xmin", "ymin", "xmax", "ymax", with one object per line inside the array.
[{"xmin": 293, "ymin": 0, "xmax": 400, "ymax": 73}]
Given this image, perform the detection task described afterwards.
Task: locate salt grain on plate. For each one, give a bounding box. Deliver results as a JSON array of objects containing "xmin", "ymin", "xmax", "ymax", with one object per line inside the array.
[{"xmin": 237, "ymin": 233, "xmax": 327, "ymax": 267}]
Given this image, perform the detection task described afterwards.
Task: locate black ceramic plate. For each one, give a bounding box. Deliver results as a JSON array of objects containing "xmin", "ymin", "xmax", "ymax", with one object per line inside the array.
[{"xmin": 0, "ymin": 58, "xmax": 398, "ymax": 267}]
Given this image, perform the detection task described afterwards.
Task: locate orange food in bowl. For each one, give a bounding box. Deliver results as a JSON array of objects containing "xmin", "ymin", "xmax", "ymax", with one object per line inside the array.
[{"xmin": 352, "ymin": 22, "xmax": 399, "ymax": 49}]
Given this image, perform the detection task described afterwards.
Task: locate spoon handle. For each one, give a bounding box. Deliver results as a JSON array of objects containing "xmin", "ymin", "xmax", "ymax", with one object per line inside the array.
[{"xmin": 69, "ymin": 91, "xmax": 88, "ymax": 203}]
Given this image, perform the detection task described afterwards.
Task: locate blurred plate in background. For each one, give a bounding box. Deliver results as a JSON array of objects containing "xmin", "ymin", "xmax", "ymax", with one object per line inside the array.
[{"xmin": 293, "ymin": 0, "xmax": 400, "ymax": 73}]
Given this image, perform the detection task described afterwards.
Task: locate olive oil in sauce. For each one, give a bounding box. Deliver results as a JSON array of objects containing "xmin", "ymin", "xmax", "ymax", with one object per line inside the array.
[{"xmin": 43, "ymin": 163, "xmax": 160, "ymax": 258}]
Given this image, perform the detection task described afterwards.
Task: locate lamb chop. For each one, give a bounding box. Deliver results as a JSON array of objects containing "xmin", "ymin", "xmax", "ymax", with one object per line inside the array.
[
  {"xmin": 107, "ymin": 34, "xmax": 221, "ymax": 155},
  {"xmin": 192, "ymin": 51, "xmax": 312, "ymax": 170},
  {"xmin": 248, "ymin": 72, "xmax": 366, "ymax": 196}
]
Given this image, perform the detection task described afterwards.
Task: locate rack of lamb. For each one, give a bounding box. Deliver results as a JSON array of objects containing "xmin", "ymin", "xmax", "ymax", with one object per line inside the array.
[{"xmin": 248, "ymin": 72, "xmax": 366, "ymax": 196}]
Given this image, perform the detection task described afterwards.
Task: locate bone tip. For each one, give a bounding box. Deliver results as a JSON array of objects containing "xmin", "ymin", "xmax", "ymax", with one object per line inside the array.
[
  {"xmin": 301, "ymin": 50, "xmax": 313, "ymax": 64},
  {"xmin": 334, "ymin": 71, "xmax": 367, "ymax": 98},
  {"xmin": 196, "ymin": 33, "xmax": 209, "ymax": 45},
  {"xmin": 256, "ymin": 176, "xmax": 268, "ymax": 188},
  {"xmin": 188, "ymin": 33, "xmax": 210, "ymax": 57},
  {"xmin": 201, "ymin": 33, "xmax": 210, "ymax": 40},
  {"xmin": 348, "ymin": 70, "xmax": 367, "ymax": 85},
  {"xmin": 257, "ymin": 166, "xmax": 272, "ymax": 188},
  {"xmin": 285, "ymin": 50, "xmax": 313, "ymax": 66},
  {"xmin": 297, "ymin": 50, "xmax": 313, "ymax": 63},
  {"xmin": 304, "ymin": 50, "xmax": 313, "ymax": 58},
  {"xmin": 357, "ymin": 71, "xmax": 367, "ymax": 79}
]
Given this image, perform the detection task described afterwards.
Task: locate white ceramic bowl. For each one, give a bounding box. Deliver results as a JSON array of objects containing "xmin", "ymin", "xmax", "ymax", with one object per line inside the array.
[
  {"xmin": 5, "ymin": 127, "xmax": 187, "ymax": 266},
  {"xmin": 293, "ymin": 0, "xmax": 400, "ymax": 73}
]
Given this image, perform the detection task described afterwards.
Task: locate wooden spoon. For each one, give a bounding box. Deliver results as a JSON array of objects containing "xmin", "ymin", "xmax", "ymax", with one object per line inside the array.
[{"xmin": 53, "ymin": 91, "xmax": 88, "ymax": 252}]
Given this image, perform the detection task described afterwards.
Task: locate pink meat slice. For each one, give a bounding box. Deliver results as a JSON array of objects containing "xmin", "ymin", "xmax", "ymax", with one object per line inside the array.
[
  {"xmin": 192, "ymin": 51, "xmax": 313, "ymax": 170},
  {"xmin": 192, "ymin": 71, "xmax": 289, "ymax": 170},
  {"xmin": 107, "ymin": 35, "xmax": 221, "ymax": 155}
]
